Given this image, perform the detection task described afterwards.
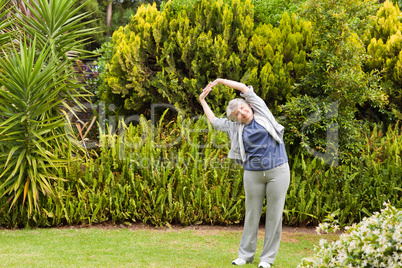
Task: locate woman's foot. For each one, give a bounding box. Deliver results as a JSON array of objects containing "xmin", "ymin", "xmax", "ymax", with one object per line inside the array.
[
  {"xmin": 232, "ymin": 258, "xmax": 247, "ymax": 265},
  {"xmin": 258, "ymin": 261, "xmax": 271, "ymax": 268}
]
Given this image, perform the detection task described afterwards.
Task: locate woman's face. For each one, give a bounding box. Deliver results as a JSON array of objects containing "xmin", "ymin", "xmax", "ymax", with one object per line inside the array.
[{"xmin": 233, "ymin": 104, "xmax": 253, "ymax": 124}]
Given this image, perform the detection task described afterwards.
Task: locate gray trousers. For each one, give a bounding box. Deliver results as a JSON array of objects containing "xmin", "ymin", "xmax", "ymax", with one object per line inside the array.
[{"xmin": 238, "ymin": 163, "xmax": 290, "ymax": 264}]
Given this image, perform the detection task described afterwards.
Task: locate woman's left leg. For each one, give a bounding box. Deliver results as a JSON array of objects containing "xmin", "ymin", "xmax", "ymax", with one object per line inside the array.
[
  {"xmin": 237, "ymin": 170, "xmax": 267, "ymax": 263},
  {"xmin": 259, "ymin": 163, "xmax": 290, "ymax": 264}
]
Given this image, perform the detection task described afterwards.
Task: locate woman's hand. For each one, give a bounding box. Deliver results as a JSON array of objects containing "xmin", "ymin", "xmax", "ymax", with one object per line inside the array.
[
  {"xmin": 199, "ymin": 82, "xmax": 216, "ymax": 124},
  {"xmin": 199, "ymin": 81, "xmax": 214, "ymax": 102},
  {"xmin": 199, "ymin": 79, "xmax": 226, "ymax": 102}
]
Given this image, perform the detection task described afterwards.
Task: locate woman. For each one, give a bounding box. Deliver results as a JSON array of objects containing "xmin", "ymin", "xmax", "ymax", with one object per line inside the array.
[{"xmin": 199, "ymin": 79, "xmax": 290, "ymax": 268}]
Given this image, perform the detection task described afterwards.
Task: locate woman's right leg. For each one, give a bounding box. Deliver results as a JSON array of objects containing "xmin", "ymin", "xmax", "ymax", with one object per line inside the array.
[{"xmin": 237, "ymin": 170, "xmax": 266, "ymax": 263}]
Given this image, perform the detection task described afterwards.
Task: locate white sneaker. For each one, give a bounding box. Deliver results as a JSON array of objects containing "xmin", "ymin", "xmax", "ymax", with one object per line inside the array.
[
  {"xmin": 258, "ymin": 261, "xmax": 271, "ymax": 268},
  {"xmin": 232, "ymin": 258, "xmax": 247, "ymax": 265}
]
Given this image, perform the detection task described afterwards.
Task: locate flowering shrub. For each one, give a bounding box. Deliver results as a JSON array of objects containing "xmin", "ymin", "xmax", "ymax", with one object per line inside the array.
[{"xmin": 298, "ymin": 203, "xmax": 402, "ymax": 268}]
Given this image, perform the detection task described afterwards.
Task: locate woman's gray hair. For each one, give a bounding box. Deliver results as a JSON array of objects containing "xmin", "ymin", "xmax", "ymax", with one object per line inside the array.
[{"xmin": 226, "ymin": 98, "xmax": 249, "ymax": 122}]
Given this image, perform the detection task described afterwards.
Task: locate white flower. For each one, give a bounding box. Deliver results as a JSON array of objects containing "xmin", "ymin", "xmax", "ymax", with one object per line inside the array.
[
  {"xmin": 362, "ymin": 243, "xmax": 375, "ymax": 255},
  {"xmin": 378, "ymin": 234, "xmax": 388, "ymax": 244},
  {"xmin": 348, "ymin": 239, "xmax": 358, "ymax": 250},
  {"xmin": 319, "ymin": 238, "xmax": 327, "ymax": 247},
  {"xmin": 392, "ymin": 229, "xmax": 401, "ymax": 242},
  {"xmin": 372, "ymin": 259, "xmax": 380, "ymax": 267},
  {"xmin": 299, "ymin": 203, "xmax": 402, "ymax": 268},
  {"xmin": 337, "ymin": 251, "xmax": 348, "ymax": 263}
]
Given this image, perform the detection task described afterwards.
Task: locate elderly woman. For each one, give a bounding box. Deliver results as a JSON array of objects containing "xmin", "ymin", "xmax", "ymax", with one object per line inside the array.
[{"xmin": 199, "ymin": 79, "xmax": 290, "ymax": 268}]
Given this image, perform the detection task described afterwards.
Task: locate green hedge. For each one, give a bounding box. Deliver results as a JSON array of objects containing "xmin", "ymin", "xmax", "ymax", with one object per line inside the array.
[
  {"xmin": 1, "ymin": 116, "xmax": 401, "ymax": 228},
  {"xmin": 287, "ymin": 123, "xmax": 402, "ymax": 226}
]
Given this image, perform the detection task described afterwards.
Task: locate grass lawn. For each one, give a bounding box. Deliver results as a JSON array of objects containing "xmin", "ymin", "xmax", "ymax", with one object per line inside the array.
[{"xmin": 0, "ymin": 224, "xmax": 338, "ymax": 268}]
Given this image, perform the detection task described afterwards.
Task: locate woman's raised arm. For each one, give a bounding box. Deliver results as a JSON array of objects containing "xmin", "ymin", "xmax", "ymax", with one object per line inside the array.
[
  {"xmin": 199, "ymin": 78, "xmax": 250, "ymax": 124},
  {"xmin": 199, "ymin": 83, "xmax": 216, "ymax": 124},
  {"xmin": 210, "ymin": 78, "xmax": 250, "ymax": 94}
]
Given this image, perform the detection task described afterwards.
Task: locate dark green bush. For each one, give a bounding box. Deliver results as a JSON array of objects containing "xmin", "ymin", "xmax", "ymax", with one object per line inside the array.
[
  {"xmin": 286, "ymin": 124, "xmax": 402, "ymax": 226},
  {"xmin": 281, "ymin": 0, "xmax": 388, "ymax": 163}
]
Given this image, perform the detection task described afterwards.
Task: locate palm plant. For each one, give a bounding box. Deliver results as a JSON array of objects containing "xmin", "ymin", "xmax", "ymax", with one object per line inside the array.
[{"xmin": 0, "ymin": 0, "xmax": 98, "ymax": 215}]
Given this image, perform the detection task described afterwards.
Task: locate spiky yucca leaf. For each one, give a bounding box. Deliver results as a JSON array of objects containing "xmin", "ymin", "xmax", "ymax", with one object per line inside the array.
[
  {"xmin": 13, "ymin": 0, "xmax": 99, "ymax": 111},
  {"xmin": 0, "ymin": 39, "xmax": 72, "ymax": 214},
  {"xmin": 16, "ymin": 0, "xmax": 97, "ymax": 60}
]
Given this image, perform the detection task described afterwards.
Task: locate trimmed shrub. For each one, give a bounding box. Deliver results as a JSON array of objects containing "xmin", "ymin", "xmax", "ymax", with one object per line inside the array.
[{"xmin": 98, "ymin": 0, "xmax": 312, "ymax": 116}]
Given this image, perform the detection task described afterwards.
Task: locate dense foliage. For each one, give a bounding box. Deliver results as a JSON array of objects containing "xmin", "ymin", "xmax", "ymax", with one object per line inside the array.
[
  {"xmin": 74, "ymin": 0, "xmax": 163, "ymax": 50},
  {"xmin": 281, "ymin": 0, "xmax": 388, "ymax": 164},
  {"xmin": 0, "ymin": 117, "xmax": 401, "ymax": 228},
  {"xmin": 252, "ymin": 0, "xmax": 308, "ymax": 26},
  {"xmin": 98, "ymin": 0, "xmax": 312, "ymax": 115},
  {"xmin": 160, "ymin": 0, "xmax": 308, "ymax": 26}
]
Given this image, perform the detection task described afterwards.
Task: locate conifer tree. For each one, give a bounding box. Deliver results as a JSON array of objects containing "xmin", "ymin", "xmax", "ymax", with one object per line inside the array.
[
  {"xmin": 365, "ymin": 0, "xmax": 402, "ymax": 116},
  {"xmin": 98, "ymin": 0, "xmax": 312, "ymax": 116}
]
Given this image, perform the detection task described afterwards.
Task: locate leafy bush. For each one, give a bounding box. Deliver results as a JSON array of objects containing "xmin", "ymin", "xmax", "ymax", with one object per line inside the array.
[
  {"xmin": 298, "ymin": 202, "xmax": 402, "ymax": 268},
  {"xmin": 281, "ymin": 0, "xmax": 388, "ymax": 163},
  {"xmin": 99, "ymin": 0, "xmax": 312, "ymax": 116},
  {"xmin": 364, "ymin": 0, "xmax": 402, "ymax": 120},
  {"xmin": 0, "ymin": 114, "xmax": 245, "ymax": 228}
]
